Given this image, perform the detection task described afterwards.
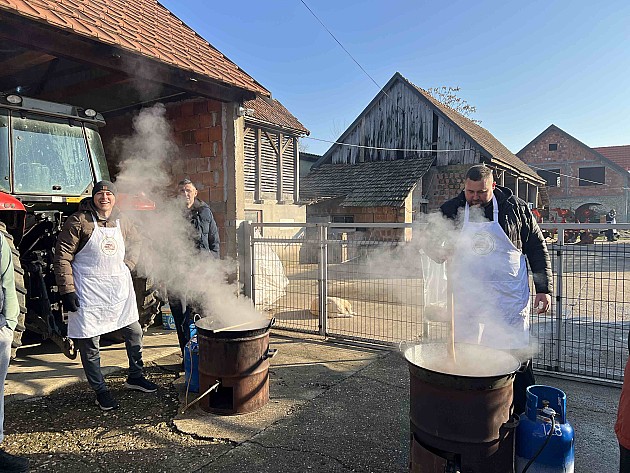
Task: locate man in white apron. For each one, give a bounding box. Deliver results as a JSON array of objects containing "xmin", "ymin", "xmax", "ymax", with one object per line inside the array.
[
  {"xmin": 440, "ymin": 165, "xmax": 553, "ymax": 413},
  {"xmin": 53, "ymin": 181, "xmax": 157, "ymax": 411}
]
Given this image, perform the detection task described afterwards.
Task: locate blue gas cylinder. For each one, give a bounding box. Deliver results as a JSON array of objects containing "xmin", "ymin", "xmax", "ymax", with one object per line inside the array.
[
  {"xmin": 515, "ymin": 385, "xmax": 575, "ymax": 473},
  {"xmin": 183, "ymin": 321, "xmax": 199, "ymax": 393}
]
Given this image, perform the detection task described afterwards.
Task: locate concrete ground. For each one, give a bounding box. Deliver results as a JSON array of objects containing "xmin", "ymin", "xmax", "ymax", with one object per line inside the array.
[{"xmin": 5, "ymin": 327, "xmax": 622, "ymax": 472}]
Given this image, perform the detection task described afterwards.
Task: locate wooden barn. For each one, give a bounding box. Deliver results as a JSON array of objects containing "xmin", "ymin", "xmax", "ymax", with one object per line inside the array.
[{"xmin": 302, "ymin": 72, "xmax": 543, "ymax": 233}]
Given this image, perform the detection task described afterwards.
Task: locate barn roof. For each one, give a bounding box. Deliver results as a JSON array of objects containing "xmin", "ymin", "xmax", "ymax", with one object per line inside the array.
[
  {"xmin": 300, "ymin": 156, "xmax": 434, "ymax": 207},
  {"xmin": 398, "ymin": 75, "xmax": 541, "ymax": 182},
  {"xmin": 316, "ymin": 72, "xmax": 542, "ymax": 184},
  {"xmin": 244, "ymin": 96, "xmax": 309, "ymax": 134},
  {"xmin": 0, "ymin": 0, "xmax": 269, "ymax": 97}
]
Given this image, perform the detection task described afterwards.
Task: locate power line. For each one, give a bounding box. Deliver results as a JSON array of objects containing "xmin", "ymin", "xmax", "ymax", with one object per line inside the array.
[
  {"xmin": 527, "ymin": 163, "xmax": 630, "ymax": 191},
  {"xmin": 303, "ymin": 135, "xmax": 472, "ymax": 153},
  {"xmin": 299, "ymin": 0, "xmax": 383, "ymax": 94}
]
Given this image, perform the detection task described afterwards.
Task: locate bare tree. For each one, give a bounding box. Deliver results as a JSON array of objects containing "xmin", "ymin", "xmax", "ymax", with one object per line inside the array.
[
  {"xmin": 426, "ymin": 86, "xmax": 481, "ymax": 124},
  {"xmin": 298, "ymin": 139, "xmax": 310, "ymax": 153}
]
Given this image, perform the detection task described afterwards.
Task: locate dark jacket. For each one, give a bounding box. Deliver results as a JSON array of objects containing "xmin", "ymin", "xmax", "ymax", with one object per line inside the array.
[
  {"xmin": 53, "ymin": 198, "xmax": 141, "ymax": 295},
  {"xmin": 440, "ymin": 185, "xmax": 553, "ymax": 295},
  {"xmin": 187, "ymin": 199, "xmax": 220, "ymax": 257}
]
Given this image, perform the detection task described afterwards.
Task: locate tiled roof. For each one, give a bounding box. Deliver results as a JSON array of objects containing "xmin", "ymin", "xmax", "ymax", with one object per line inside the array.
[
  {"xmin": 593, "ymin": 145, "xmax": 630, "ymax": 172},
  {"xmin": 0, "ymin": 0, "xmax": 269, "ymax": 96},
  {"xmin": 300, "ymin": 152, "xmax": 321, "ymax": 162},
  {"xmin": 398, "ymin": 74, "xmax": 541, "ymax": 182},
  {"xmin": 244, "ymin": 96, "xmax": 309, "ymax": 134},
  {"xmin": 301, "ymin": 156, "xmax": 434, "ymax": 207}
]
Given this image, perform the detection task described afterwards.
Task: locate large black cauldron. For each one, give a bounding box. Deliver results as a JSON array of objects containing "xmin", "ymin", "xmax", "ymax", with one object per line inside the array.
[{"xmin": 404, "ymin": 342, "xmax": 521, "ymax": 473}]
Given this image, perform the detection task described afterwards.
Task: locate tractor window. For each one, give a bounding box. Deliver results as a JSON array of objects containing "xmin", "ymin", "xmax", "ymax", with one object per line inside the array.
[
  {"xmin": 12, "ymin": 112, "xmax": 94, "ymax": 195},
  {"xmin": 0, "ymin": 111, "xmax": 9, "ymax": 192},
  {"xmin": 85, "ymin": 124, "xmax": 111, "ymax": 182}
]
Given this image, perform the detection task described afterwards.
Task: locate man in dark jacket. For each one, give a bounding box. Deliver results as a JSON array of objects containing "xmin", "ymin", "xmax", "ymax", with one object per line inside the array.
[
  {"xmin": 170, "ymin": 178, "xmax": 220, "ymax": 360},
  {"xmin": 439, "ymin": 164, "xmax": 552, "ymax": 414}
]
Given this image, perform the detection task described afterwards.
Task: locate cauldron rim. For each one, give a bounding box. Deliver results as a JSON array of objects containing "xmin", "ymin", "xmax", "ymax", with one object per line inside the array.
[
  {"xmin": 195, "ymin": 317, "xmax": 274, "ymax": 339},
  {"xmin": 404, "ymin": 341, "xmax": 521, "ymax": 389}
]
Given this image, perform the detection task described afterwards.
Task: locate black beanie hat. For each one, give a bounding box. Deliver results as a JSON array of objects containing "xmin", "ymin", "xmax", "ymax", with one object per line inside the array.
[{"xmin": 92, "ymin": 180, "xmax": 117, "ymax": 198}]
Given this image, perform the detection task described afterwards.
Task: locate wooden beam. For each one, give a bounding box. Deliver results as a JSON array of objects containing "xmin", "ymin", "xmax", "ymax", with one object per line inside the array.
[
  {"xmin": 0, "ymin": 13, "xmax": 256, "ymax": 103},
  {"xmin": 255, "ymin": 127, "xmax": 262, "ymax": 202},
  {"xmin": 277, "ymin": 132, "xmax": 283, "ymax": 201},
  {"xmin": 263, "ymin": 130, "xmax": 279, "ymax": 156},
  {"xmin": 42, "ymin": 72, "xmax": 132, "ymax": 102},
  {"xmin": 0, "ymin": 50, "xmax": 56, "ymax": 77}
]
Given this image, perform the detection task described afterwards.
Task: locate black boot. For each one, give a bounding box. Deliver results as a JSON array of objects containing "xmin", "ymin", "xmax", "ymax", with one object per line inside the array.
[{"xmin": 0, "ymin": 449, "xmax": 29, "ymax": 472}]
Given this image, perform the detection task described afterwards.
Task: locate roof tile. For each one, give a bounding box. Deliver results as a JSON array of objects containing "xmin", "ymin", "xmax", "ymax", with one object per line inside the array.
[
  {"xmin": 301, "ymin": 156, "xmax": 433, "ymax": 206},
  {"xmin": 400, "ymin": 74, "xmax": 539, "ymax": 181},
  {"xmin": 244, "ymin": 96, "xmax": 309, "ymax": 134},
  {"xmin": 593, "ymin": 145, "xmax": 630, "ymax": 172},
  {"xmin": 0, "ymin": 0, "xmax": 269, "ymax": 96}
]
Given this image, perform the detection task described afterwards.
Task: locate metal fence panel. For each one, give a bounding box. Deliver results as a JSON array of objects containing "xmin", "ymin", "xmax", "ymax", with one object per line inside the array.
[{"xmin": 249, "ymin": 222, "xmax": 630, "ymax": 382}]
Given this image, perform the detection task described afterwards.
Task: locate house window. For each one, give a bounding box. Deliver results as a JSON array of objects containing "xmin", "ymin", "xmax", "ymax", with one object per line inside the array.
[
  {"xmin": 578, "ymin": 167, "xmax": 605, "ymax": 186},
  {"xmin": 331, "ymin": 215, "xmax": 354, "ymax": 223},
  {"xmin": 538, "ymin": 169, "xmax": 561, "ymax": 187},
  {"xmin": 548, "ymin": 143, "xmax": 558, "ymax": 151}
]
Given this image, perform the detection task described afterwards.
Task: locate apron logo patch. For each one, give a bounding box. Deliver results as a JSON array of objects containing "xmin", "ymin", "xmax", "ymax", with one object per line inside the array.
[
  {"xmin": 100, "ymin": 237, "xmax": 118, "ymax": 256},
  {"xmin": 471, "ymin": 231, "xmax": 495, "ymax": 255}
]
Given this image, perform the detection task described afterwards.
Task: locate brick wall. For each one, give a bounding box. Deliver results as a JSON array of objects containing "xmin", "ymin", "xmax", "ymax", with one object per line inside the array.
[
  {"xmin": 424, "ymin": 165, "xmax": 469, "ymax": 212},
  {"xmin": 306, "ymin": 202, "xmax": 408, "ymax": 241},
  {"xmin": 100, "ymin": 97, "xmax": 229, "ymax": 254},
  {"xmin": 518, "ymin": 128, "xmax": 629, "ymax": 221}
]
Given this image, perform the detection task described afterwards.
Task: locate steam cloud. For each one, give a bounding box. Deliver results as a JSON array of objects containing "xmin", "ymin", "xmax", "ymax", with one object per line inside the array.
[
  {"xmin": 362, "ymin": 207, "xmax": 538, "ymax": 362},
  {"xmin": 113, "ymin": 104, "xmax": 262, "ymax": 327}
]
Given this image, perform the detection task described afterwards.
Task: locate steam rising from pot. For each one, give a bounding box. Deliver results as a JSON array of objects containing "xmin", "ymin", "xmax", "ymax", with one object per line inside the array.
[{"xmin": 112, "ymin": 104, "xmax": 260, "ymax": 327}]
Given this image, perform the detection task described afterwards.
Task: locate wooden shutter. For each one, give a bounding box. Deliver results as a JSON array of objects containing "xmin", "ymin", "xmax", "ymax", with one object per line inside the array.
[{"xmin": 243, "ymin": 127, "xmax": 256, "ymax": 192}]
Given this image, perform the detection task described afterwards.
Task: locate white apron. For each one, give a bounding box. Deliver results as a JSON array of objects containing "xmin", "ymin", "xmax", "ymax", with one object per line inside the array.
[
  {"xmin": 450, "ymin": 195, "xmax": 530, "ymax": 350},
  {"xmin": 67, "ymin": 215, "xmax": 139, "ymax": 339}
]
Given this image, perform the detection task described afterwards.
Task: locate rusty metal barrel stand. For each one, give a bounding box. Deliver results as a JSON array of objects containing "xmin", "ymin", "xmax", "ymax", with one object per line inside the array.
[{"xmin": 196, "ymin": 318, "xmax": 276, "ymax": 415}]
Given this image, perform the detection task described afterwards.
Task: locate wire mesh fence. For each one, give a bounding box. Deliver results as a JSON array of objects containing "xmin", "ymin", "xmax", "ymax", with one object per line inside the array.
[{"xmin": 246, "ymin": 222, "xmax": 630, "ymax": 383}]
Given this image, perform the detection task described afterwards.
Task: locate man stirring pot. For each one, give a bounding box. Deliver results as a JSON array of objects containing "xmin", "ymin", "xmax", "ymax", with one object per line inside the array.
[{"xmin": 440, "ymin": 165, "xmax": 552, "ymax": 414}]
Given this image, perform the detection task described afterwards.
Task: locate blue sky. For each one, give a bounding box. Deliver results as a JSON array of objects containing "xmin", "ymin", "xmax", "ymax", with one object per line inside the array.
[{"xmin": 160, "ymin": 0, "xmax": 630, "ymax": 156}]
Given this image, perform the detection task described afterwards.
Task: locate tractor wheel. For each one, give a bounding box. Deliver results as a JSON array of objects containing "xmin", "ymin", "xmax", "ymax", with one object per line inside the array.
[
  {"xmin": 0, "ymin": 222, "xmax": 27, "ymax": 359},
  {"xmin": 134, "ymin": 276, "xmax": 164, "ymax": 330}
]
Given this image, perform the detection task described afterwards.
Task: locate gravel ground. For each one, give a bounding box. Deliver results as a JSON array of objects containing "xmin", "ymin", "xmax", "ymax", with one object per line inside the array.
[{"xmin": 3, "ymin": 358, "xmax": 228, "ymax": 472}]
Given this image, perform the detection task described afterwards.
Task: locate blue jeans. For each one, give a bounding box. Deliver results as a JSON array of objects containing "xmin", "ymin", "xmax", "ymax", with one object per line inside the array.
[
  {"xmin": 169, "ymin": 297, "xmax": 193, "ymax": 356},
  {"xmin": 0, "ymin": 325, "xmax": 13, "ymax": 443},
  {"xmin": 75, "ymin": 321, "xmax": 144, "ymax": 394}
]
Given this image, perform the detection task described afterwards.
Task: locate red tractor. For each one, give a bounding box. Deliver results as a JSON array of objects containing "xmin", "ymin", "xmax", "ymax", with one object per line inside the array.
[
  {"xmin": 534, "ymin": 203, "xmax": 608, "ymax": 244},
  {"xmin": 0, "ymin": 94, "xmax": 162, "ymax": 358}
]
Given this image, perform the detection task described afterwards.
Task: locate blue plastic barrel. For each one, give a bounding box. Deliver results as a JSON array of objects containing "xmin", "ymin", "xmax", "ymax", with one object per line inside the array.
[
  {"xmin": 515, "ymin": 385, "xmax": 574, "ymax": 472},
  {"xmin": 184, "ymin": 321, "xmax": 199, "ymax": 393}
]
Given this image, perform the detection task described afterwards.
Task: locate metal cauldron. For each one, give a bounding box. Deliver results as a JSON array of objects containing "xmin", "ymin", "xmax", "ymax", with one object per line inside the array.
[
  {"xmin": 404, "ymin": 341, "xmax": 523, "ymax": 473},
  {"xmin": 196, "ymin": 317, "xmax": 277, "ymax": 415}
]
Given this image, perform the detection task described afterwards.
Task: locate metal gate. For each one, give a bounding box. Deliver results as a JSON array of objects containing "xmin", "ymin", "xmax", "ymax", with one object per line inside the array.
[{"xmin": 241, "ymin": 221, "xmax": 630, "ymax": 383}]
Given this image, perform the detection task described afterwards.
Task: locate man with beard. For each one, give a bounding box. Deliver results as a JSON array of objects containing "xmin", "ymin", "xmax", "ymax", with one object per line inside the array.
[
  {"xmin": 54, "ymin": 180, "xmax": 158, "ymax": 411},
  {"xmin": 169, "ymin": 178, "xmax": 220, "ymax": 363},
  {"xmin": 439, "ymin": 164, "xmax": 552, "ymax": 414}
]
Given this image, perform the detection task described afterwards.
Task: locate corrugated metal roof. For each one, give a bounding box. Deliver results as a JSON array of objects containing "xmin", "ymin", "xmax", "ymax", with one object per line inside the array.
[
  {"xmin": 244, "ymin": 96, "xmax": 309, "ymax": 134},
  {"xmin": 301, "ymin": 156, "xmax": 434, "ymax": 207},
  {"xmin": 0, "ymin": 0, "xmax": 269, "ymax": 96}
]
